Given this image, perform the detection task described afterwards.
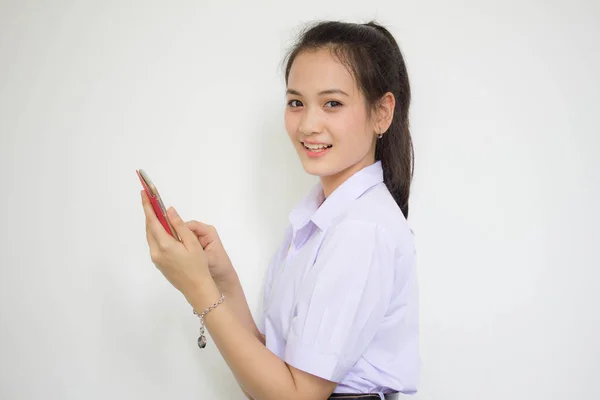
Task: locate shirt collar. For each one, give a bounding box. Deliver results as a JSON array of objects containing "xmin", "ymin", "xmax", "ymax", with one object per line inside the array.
[{"xmin": 289, "ymin": 161, "xmax": 384, "ymax": 232}]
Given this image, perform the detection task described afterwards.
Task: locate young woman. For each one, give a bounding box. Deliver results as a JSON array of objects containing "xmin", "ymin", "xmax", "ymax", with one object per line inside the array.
[{"xmin": 141, "ymin": 20, "xmax": 419, "ymax": 400}]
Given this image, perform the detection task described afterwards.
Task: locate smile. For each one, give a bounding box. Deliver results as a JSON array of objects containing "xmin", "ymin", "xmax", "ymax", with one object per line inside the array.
[{"xmin": 302, "ymin": 142, "xmax": 332, "ymax": 157}]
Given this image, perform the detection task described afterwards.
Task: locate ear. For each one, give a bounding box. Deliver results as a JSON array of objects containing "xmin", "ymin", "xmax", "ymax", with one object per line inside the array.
[{"xmin": 374, "ymin": 92, "xmax": 396, "ymax": 135}]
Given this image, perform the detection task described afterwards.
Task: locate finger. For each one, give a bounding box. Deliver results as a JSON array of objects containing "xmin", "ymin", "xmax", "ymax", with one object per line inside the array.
[
  {"xmin": 141, "ymin": 191, "xmax": 162, "ymax": 261},
  {"xmin": 145, "ymin": 224, "xmax": 158, "ymax": 248},
  {"xmin": 185, "ymin": 220, "xmax": 212, "ymax": 235},
  {"xmin": 141, "ymin": 190, "xmax": 158, "ymax": 224},
  {"xmin": 166, "ymin": 207, "xmax": 199, "ymax": 251},
  {"xmin": 146, "ymin": 226, "xmax": 162, "ymax": 262},
  {"xmin": 185, "ymin": 221, "xmax": 217, "ymax": 248},
  {"xmin": 141, "ymin": 190, "xmax": 165, "ymax": 244}
]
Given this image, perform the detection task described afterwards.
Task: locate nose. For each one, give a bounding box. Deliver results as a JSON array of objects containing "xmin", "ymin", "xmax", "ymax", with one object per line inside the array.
[{"xmin": 298, "ymin": 105, "xmax": 323, "ymax": 136}]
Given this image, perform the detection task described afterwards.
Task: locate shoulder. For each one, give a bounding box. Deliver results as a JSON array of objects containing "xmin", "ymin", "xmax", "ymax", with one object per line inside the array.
[{"xmin": 326, "ymin": 182, "xmax": 415, "ymax": 258}]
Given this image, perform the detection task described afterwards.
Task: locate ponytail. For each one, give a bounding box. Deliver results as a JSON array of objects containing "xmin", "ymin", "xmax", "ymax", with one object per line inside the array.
[{"xmin": 366, "ymin": 22, "xmax": 414, "ymax": 218}]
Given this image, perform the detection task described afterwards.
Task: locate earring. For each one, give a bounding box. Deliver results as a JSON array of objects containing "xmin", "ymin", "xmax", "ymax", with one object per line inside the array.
[{"xmin": 377, "ymin": 131, "xmax": 384, "ymax": 139}]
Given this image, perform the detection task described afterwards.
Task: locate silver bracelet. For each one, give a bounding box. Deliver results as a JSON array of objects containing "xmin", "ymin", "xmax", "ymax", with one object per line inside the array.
[{"xmin": 193, "ymin": 294, "xmax": 225, "ymax": 349}]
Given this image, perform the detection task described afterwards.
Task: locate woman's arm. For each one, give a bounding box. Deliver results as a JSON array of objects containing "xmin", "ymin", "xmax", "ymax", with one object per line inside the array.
[
  {"xmin": 215, "ymin": 271, "xmax": 265, "ymax": 345},
  {"xmin": 184, "ymin": 280, "xmax": 337, "ymax": 400},
  {"xmin": 215, "ymin": 272, "xmax": 265, "ymax": 399},
  {"xmin": 140, "ymin": 195, "xmax": 333, "ymax": 398}
]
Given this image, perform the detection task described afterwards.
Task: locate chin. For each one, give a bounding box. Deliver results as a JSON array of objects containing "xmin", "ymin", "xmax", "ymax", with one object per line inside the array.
[{"xmin": 299, "ymin": 158, "xmax": 341, "ymax": 178}]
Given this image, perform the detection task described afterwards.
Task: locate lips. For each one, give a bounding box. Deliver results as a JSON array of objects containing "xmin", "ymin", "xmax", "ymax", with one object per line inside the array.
[
  {"xmin": 302, "ymin": 142, "xmax": 332, "ymax": 151},
  {"xmin": 301, "ymin": 141, "xmax": 332, "ymax": 158}
]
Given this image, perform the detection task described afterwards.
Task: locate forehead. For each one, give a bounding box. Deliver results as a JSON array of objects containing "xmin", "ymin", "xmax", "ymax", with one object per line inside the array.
[{"xmin": 287, "ymin": 48, "xmax": 358, "ymax": 96}]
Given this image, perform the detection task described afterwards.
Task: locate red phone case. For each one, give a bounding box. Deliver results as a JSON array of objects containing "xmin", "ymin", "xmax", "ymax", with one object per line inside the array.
[{"xmin": 136, "ymin": 169, "xmax": 180, "ymax": 241}]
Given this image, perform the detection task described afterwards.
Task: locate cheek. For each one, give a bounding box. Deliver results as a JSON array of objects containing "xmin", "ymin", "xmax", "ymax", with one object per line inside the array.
[
  {"xmin": 284, "ymin": 111, "xmax": 298, "ymax": 140},
  {"xmin": 335, "ymin": 111, "xmax": 371, "ymax": 146}
]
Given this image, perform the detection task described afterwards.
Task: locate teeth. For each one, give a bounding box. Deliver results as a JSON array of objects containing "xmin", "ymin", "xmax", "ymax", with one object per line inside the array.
[{"xmin": 303, "ymin": 143, "xmax": 331, "ymax": 150}]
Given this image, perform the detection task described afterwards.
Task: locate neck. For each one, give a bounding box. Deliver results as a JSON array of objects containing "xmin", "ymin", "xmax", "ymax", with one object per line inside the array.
[{"xmin": 320, "ymin": 154, "xmax": 375, "ymax": 198}]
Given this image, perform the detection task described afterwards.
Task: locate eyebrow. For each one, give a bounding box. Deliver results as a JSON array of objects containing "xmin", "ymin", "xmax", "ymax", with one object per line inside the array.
[{"xmin": 286, "ymin": 88, "xmax": 350, "ymax": 97}]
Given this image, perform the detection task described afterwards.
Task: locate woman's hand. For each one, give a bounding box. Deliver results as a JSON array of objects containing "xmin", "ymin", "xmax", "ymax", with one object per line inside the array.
[
  {"xmin": 184, "ymin": 220, "xmax": 236, "ymax": 287},
  {"xmin": 141, "ymin": 190, "xmax": 213, "ymax": 299}
]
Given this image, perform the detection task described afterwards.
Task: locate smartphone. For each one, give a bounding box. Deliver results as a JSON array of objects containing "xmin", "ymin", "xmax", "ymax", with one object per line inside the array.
[{"xmin": 136, "ymin": 169, "xmax": 181, "ymax": 241}]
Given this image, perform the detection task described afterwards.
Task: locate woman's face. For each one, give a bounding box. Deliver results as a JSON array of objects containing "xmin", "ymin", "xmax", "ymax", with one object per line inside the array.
[{"xmin": 284, "ymin": 48, "xmax": 379, "ymax": 194}]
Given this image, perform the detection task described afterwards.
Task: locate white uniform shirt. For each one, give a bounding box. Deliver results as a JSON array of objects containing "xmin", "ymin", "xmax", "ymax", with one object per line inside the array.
[{"xmin": 258, "ymin": 161, "xmax": 420, "ymax": 395}]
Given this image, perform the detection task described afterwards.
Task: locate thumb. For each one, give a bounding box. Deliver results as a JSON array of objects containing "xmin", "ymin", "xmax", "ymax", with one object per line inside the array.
[
  {"xmin": 185, "ymin": 220, "xmax": 215, "ymax": 247},
  {"xmin": 185, "ymin": 220, "xmax": 211, "ymax": 235}
]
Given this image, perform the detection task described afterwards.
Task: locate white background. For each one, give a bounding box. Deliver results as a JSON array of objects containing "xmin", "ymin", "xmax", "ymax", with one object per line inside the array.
[{"xmin": 1, "ymin": 1, "xmax": 598, "ymax": 399}]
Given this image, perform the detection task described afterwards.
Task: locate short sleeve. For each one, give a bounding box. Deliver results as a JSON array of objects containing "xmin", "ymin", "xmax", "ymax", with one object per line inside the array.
[
  {"xmin": 257, "ymin": 255, "xmax": 274, "ymax": 336},
  {"xmin": 257, "ymin": 226, "xmax": 293, "ymax": 336},
  {"xmin": 284, "ymin": 220, "xmax": 395, "ymax": 382},
  {"xmin": 257, "ymin": 293, "xmax": 266, "ymax": 335}
]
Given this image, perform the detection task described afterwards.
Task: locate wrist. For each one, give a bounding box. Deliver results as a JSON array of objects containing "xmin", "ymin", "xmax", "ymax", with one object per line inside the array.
[
  {"xmin": 183, "ymin": 278, "xmax": 221, "ymax": 313},
  {"xmin": 214, "ymin": 270, "xmax": 240, "ymax": 295}
]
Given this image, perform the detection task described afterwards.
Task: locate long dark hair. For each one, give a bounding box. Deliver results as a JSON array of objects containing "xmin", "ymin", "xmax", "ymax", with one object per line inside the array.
[{"xmin": 283, "ymin": 20, "xmax": 414, "ymax": 218}]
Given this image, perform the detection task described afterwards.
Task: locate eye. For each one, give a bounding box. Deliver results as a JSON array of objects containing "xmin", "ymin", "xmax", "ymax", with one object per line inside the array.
[
  {"xmin": 324, "ymin": 100, "xmax": 342, "ymax": 108},
  {"xmin": 287, "ymin": 100, "xmax": 303, "ymax": 108}
]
